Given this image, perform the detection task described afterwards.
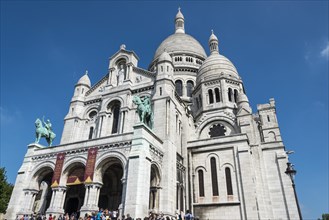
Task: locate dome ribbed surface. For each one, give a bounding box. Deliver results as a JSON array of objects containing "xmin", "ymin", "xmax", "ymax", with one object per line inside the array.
[
  {"xmin": 154, "ymin": 33, "xmax": 207, "ymax": 60},
  {"xmin": 77, "ymin": 74, "xmax": 91, "ymax": 88},
  {"xmin": 158, "ymin": 51, "xmax": 172, "ymax": 62},
  {"xmin": 197, "ymin": 54, "xmax": 239, "ymax": 83}
]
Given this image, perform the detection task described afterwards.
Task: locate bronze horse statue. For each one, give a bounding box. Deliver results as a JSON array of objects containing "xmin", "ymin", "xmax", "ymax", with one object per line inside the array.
[
  {"xmin": 35, "ymin": 118, "xmax": 56, "ymax": 146},
  {"xmin": 132, "ymin": 96, "xmax": 154, "ymax": 129}
]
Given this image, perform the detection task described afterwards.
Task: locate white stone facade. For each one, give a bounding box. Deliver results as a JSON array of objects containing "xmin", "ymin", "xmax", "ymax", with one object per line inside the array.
[{"xmin": 6, "ymin": 9, "xmax": 300, "ymax": 220}]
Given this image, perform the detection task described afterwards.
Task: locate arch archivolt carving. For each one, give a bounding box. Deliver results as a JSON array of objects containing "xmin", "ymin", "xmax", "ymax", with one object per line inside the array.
[
  {"xmin": 195, "ymin": 165, "xmax": 207, "ymax": 173},
  {"xmin": 84, "ymin": 105, "xmax": 100, "ymax": 117},
  {"xmin": 112, "ymin": 55, "xmax": 129, "ymax": 67},
  {"xmin": 60, "ymin": 156, "xmax": 87, "ymax": 184},
  {"xmin": 94, "ymin": 151, "xmax": 128, "ymax": 183},
  {"xmin": 197, "ymin": 116, "xmax": 237, "ymax": 139},
  {"xmin": 104, "ymin": 97, "xmax": 124, "ymax": 112},
  {"xmin": 206, "ymin": 153, "xmax": 221, "ymax": 170},
  {"xmin": 29, "ymin": 161, "xmax": 55, "ymax": 190},
  {"xmin": 220, "ymin": 162, "xmax": 235, "ymax": 172}
]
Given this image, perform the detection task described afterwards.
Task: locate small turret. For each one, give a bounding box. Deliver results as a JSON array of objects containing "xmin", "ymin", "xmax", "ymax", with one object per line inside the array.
[
  {"xmin": 237, "ymin": 91, "xmax": 252, "ymax": 113},
  {"xmin": 74, "ymin": 70, "xmax": 91, "ymax": 97},
  {"xmin": 156, "ymin": 51, "xmax": 174, "ymax": 81}
]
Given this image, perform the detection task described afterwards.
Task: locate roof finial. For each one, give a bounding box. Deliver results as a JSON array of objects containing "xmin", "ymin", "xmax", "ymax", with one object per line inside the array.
[
  {"xmin": 211, "ymin": 29, "xmax": 214, "ymax": 34},
  {"xmin": 178, "ymin": 7, "xmax": 181, "ymax": 12},
  {"xmin": 85, "ymin": 70, "xmax": 88, "ymax": 75}
]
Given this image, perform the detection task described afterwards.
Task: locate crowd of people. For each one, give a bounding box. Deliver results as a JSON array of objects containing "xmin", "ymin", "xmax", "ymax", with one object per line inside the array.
[{"xmin": 16, "ymin": 210, "xmax": 197, "ymax": 220}]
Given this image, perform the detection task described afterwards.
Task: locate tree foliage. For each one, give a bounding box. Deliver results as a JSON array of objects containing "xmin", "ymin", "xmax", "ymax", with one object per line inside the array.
[
  {"xmin": 322, "ymin": 213, "xmax": 329, "ymax": 220},
  {"xmin": 0, "ymin": 167, "xmax": 13, "ymax": 213}
]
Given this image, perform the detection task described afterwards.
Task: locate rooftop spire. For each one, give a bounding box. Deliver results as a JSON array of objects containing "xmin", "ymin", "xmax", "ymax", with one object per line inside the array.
[
  {"xmin": 209, "ymin": 30, "xmax": 219, "ymax": 54},
  {"xmin": 175, "ymin": 7, "xmax": 185, "ymax": 34}
]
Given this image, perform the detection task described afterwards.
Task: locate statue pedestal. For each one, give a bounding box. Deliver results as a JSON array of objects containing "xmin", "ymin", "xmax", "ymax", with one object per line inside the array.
[{"xmin": 28, "ymin": 143, "xmax": 45, "ymax": 149}]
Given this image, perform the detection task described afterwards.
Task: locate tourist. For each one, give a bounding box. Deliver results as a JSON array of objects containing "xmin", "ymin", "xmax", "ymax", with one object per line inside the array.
[
  {"xmin": 96, "ymin": 209, "xmax": 103, "ymax": 220},
  {"xmin": 184, "ymin": 210, "xmax": 193, "ymax": 220},
  {"xmin": 111, "ymin": 210, "xmax": 118, "ymax": 220},
  {"xmin": 125, "ymin": 214, "xmax": 132, "ymax": 220}
]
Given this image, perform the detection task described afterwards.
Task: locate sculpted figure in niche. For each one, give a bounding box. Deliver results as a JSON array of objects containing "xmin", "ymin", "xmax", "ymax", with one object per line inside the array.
[{"xmin": 117, "ymin": 64, "xmax": 125, "ymax": 86}]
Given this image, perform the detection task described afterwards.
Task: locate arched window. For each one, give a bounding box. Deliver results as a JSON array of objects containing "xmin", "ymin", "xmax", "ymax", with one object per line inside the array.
[
  {"xmin": 88, "ymin": 127, "xmax": 94, "ymax": 140},
  {"xmin": 149, "ymin": 165, "xmax": 160, "ymax": 210},
  {"xmin": 110, "ymin": 102, "xmax": 121, "ymax": 134},
  {"xmin": 225, "ymin": 167, "xmax": 233, "ymax": 195},
  {"xmin": 186, "ymin": 81, "xmax": 194, "ymax": 97},
  {"xmin": 228, "ymin": 88, "xmax": 233, "ymax": 102},
  {"xmin": 234, "ymin": 89, "xmax": 238, "ymax": 103},
  {"xmin": 89, "ymin": 110, "xmax": 97, "ymax": 121},
  {"xmin": 210, "ymin": 157, "xmax": 219, "ymax": 196},
  {"xmin": 208, "ymin": 89, "xmax": 214, "ymax": 104},
  {"xmin": 199, "ymin": 94, "xmax": 202, "ymax": 107},
  {"xmin": 215, "ymin": 88, "xmax": 220, "ymax": 102},
  {"xmin": 112, "ymin": 105, "xmax": 120, "ymax": 134},
  {"xmin": 198, "ymin": 170, "xmax": 205, "ymax": 197},
  {"xmin": 175, "ymin": 80, "xmax": 183, "ymax": 96}
]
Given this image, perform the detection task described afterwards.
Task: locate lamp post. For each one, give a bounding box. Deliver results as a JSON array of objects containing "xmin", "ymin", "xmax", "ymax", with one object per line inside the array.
[{"xmin": 285, "ymin": 162, "xmax": 302, "ymax": 220}]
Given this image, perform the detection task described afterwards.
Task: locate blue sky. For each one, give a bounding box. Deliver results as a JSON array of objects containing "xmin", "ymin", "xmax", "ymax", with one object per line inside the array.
[{"xmin": 0, "ymin": 1, "xmax": 328, "ymax": 219}]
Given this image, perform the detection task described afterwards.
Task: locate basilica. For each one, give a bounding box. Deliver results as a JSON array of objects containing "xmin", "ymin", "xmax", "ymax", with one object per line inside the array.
[{"xmin": 6, "ymin": 9, "xmax": 300, "ymax": 220}]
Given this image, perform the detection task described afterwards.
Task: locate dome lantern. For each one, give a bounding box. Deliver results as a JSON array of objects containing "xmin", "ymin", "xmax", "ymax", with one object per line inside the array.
[
  {"xmin": 175, "ymin": 7, "xmax": 185, "ymax": 34},
  {"xmin": 209, "ymin": 30, "xmax": 219, "ymax": 54}
]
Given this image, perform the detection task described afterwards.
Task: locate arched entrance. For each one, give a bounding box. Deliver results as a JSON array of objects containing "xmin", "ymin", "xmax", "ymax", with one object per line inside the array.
[
  {"xmin": 64, "ymin": 164, "xmax": 86, "ymax": 216},
  {"xmin": 98, "ymin": 161, "xmax": 123, "ymax": 211},
  {"xmin": 149, "ymin": 164, "xmax": 160, "ymax": 211},
  {"xmin": 33, "ymin": 169, "xmax": 54, "ymax": 214}
]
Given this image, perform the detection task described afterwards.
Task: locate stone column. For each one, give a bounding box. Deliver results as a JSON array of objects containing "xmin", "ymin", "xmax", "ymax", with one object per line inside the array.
[
  {"xmin": 120, "ymin": 110, "xmax": 126, "ymax": 134},
  {"xmin": 182, "ymin": 82, "xmax": 187, "ymax": 97},
  {"xmin": 46, "ymin": 186, "xmax": 66, "ymax": 215},
  {"xmin": 20, "ymin": 189, "xmax": 38, "ymax": 215},
  {"xmin": 108, "ymin": 68, "xmax": 115, "ymax": 86},
  {"xmin": 80, "ymin": 183, "xmax": 103, "ymax": 217},
  {"xmin": 119, "ymin": 178, "xmax": 127, "ymax": 216}
]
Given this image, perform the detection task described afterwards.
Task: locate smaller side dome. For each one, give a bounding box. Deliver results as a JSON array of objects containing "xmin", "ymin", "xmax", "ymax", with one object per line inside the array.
[
  {"xmin": 237, "ymin": 92, "xmax": 252, "ymax": 113},
  {"xmin": 237, "ymin": 92, "xmax": 249, "ymax": 104},
  {"xmin": 158, "ymin": 51, "xmax": 172, "ymax": 63},
  {"xmin": 76, "ymin": 70, "xmax": 91, "ymax": 88}
]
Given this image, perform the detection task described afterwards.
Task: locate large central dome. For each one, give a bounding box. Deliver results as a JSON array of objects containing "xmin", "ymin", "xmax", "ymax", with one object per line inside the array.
[
  {"xmin": 153, "ymin": 33, "xmax": 207, "ymax": 60},
  {"xmin": 149, "ymin": 8, "xmax": 207, "ymax": 70}
]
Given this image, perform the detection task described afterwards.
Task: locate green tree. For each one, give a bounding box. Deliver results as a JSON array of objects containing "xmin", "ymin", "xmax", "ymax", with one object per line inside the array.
[
  {"xmin": 0, "ymin": 167, "xmax": 13, "ymax": 213},
  {"xmin": 322, "ymin": 213, "xmax": 329, "ymax": 220}
]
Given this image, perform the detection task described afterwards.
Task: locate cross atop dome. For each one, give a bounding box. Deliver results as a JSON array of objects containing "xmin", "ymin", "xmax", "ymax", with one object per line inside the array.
[{"xmin": 175, "ymin": 7, "xmax": 185, "ymax": 33}]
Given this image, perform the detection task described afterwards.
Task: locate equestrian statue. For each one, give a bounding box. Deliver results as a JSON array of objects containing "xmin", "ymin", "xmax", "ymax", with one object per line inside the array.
[
  {"xmin": 132, "ymin": 96, "xmax": 154, "ymax": 129},
  {"xmin": 35, "ymin": 116, "xmax": 56, "ymax": 146}
]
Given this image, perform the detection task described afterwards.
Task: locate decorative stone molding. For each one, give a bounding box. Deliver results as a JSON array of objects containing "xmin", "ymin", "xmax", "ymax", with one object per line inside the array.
[
  {"xmin": 32, "ymin": 141, "xmax": 132, "ymax": 161},
  {"xmin": 86, "ymin": 75, "xmax": 109, "ymax": 96}
]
